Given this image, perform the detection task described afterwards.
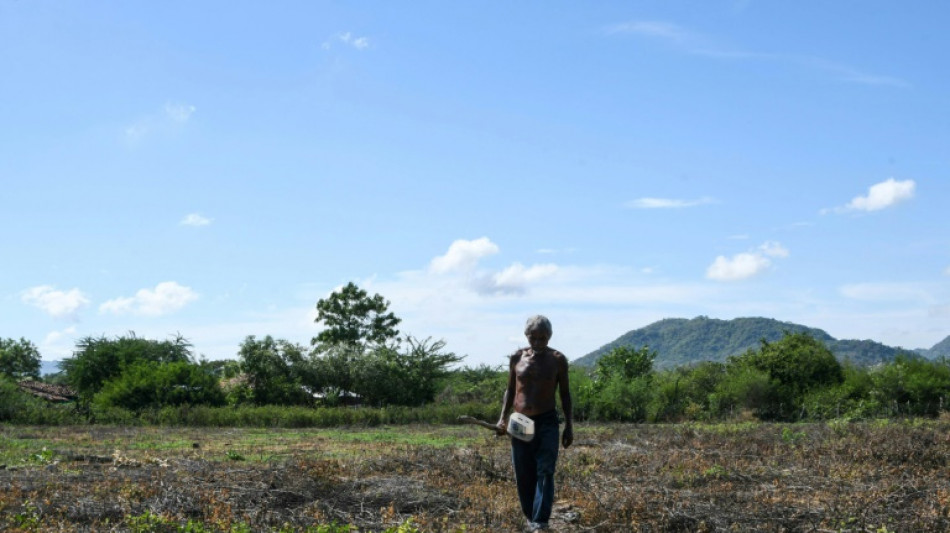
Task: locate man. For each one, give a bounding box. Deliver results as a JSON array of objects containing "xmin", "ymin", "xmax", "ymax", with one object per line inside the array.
[{"xmin": 497, "ymin": 315, "xmax": 573, "ymax": 532}]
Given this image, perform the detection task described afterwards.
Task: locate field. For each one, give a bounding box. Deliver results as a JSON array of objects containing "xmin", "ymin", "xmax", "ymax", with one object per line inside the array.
[{"xmin": 1, "ymin": 420, "xmax": 949, "ymax": 532}]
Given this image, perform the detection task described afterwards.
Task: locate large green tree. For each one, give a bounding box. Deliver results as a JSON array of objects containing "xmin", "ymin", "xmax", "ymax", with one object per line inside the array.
[
  {"xmin": 61, "ymin": 333, "xmax": 193, "ymax": 401},
  {"xmin": 238, "ymin": 335, "xmax": 312, "ymax": 406},
  {"xmin": 0, "ymin": 338, "xmax": 41, "ymax": 380},
  {"xmin": 311, "ymin": 282, "xmax": 401, "ymax": 352},
  {"xmin": 731, "ymin": 331, "xmax": 843, "ymax": 420}
]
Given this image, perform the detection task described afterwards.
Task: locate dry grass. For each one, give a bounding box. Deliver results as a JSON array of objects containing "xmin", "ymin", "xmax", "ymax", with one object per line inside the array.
[{"xmin": 1, "ymin": 420, "xmax": 949, "ymax": 531}]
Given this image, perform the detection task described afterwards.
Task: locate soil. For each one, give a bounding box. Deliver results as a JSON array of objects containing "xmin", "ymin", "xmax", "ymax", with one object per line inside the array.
[{"xmin": 1, "ymin": 421, "xmax": 949, "ymax": 531}]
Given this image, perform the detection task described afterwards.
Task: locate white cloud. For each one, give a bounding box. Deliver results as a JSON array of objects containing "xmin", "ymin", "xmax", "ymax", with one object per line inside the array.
[
  {"xmin": 40, "ymin": 326, "xmax": 78, "ymax": 360},
  {"xmin": 332, "ymin": 32, "xmax": 370, "ymax": 50},
  {"xmin": 124, "ymin": 102, "xmax": 196, "ymax": 144},
  {"xmin": 758, "ymin": 241, "xmax": 789, "ymax": 258},
  {"xmin": 100, "ymin": 282, "xmax": 198, "ymax": 316},
  {"xmin": 475, "ymin": 263, "xmax": 559, "ymax": 295},
  {"xmin": 180, "ymin": 213, "xmax": 212, "ymax": 227},
  {"xmin": 625, "ymin": 197, "xmax": 715, "ymax": 209},
  {"xmin": 21, "ymin": 286, "xmax": 89, "ymax": 318},
  {"xmin": 706, "ymin": 241, "xmax": 788, "ymax": 281},
  {"xmin": 429, "ymin": 237, "xmax": 499, "ymax": 274},
  {"xmin": 841, "ymin": 178, "xmax": 916, "ymax": 212},
  {"xmin": 165, "ymin": 102, "xmax": 196, "ymax": 123}
]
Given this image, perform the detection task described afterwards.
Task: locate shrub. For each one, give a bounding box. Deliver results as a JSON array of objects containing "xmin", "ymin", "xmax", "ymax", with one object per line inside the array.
[{"xmin": 93, "ymin": 361, "xmax": 226, "ymax": 411}]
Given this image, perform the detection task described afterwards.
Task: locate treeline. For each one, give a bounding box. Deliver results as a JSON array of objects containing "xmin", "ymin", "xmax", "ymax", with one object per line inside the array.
[
  {"xmin": 2, "ymin": 282, "xmax": 949, "ymax": 426},
  {"xmin": 0, "ymin": 283, "xmax": 489, "ymax": 426},
  {"xmin": 4, "ymin": 330, "xmax": 950, "ymax": 427},
  {"xmin": 572, "ymin": 331, "xmax": 950, "ymax": 422}
]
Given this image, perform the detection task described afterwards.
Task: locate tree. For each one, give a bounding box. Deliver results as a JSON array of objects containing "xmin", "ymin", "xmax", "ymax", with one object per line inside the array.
[
  {"xmin": 93, "ymin": 361, "xmax": 226, "ymax": 411},
  {"xmin": 0, "ymin": 338, "xmax": 41, "ymax": 380},
  {"xmin": 308, "ymin": 337, "xmax": 463, "ymax": 406},
  {"xmin": 730, "ymin": 331, "xmax": 843, "ymax": 420},
  {"xmin": 238, "ymin": 335, "xmax": 312, "ymax": 406},
  {"xmin": 594, "ymin": 345, "xmax": 656, "ymax": 382},
  {"xmin": 578, "ymin": 346, "xmax": 658, "ymax": 422},
  {"xmin": 60, "ymin": 333, "xmax": 193, "ymax": 401},
  {"xmin": 312, "ymin": 282, "xmax": 401, "ymax": 352}
]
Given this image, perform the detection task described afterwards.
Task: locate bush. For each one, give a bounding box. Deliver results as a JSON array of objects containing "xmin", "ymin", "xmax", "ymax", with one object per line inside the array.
[
  {"xmin": 0, "ymin": 376, "xmax": 82, "ymax": 424},
  {"xmin": 61, "ymin": 333, "xmax": 194, "ymax": 401},
  {"xmin": 93, "ymin": 361, "xmax": 226, "ymax": 411},
  {"xmin": 729, "ymin": 332, "xmax": 843, "ymax": 420},
  {"xmin": 869, "ymin": 355, "xmax": 950, "ymax": 417}
]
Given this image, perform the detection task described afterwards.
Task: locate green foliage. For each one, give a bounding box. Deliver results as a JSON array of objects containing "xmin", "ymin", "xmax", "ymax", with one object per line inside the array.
[
  {"xmin": 61, "ymin": 333, "xmax": 193, "ymax": 401},
  {"xmin": 82, "ymin": 401, "xmax": 496, "ymax": 428},
  {"xmin": 383, "ymin": 518, "xmax": 422, "ymax": 533},
  {"xmin": 312, "ymin": 282, "xmax": 401, "ymax": 352},
  {"xmin": 201, "ymin": 358, "xmax": 241, "ymax": 379},
  {"xmin": 0, "ymin": 337, "xmax": 41, "ymax": 380},
  {"xmin": 709, "ymin": 364, "xmax": 777, "ymax": 419},
  {"xmin": 309, "ymin": 337, "xmax": 463, "ymax": 407},
  {"xmin": 580, "ymin": 374, "xmax": 653, "ymax": 422},
  {"xmin": 868, "ymin": 354, "xmax": 950, "ymax": 416},
  {"xmin": 729, "ymin": 331, "xmax": 844, "ymax": 420},
  {"xmin": 437, "ymin": 364, "xmax": 506, "ymax": 405},
  {"xmin": 650, "ymin": 362, "xmax": 727, "ymax": 422},
  {"xmin": 238, "ymin": 335, "xmax": 312, "ymax": 406},
  {"xmin": 572, "ymin": 346, "xmax": 657, "ymax": 422},
  {"xmin": 594, "ymin": 345, "xmax": 655, "ymax": 381},
  {"xmin": 93, "ymin": 361, "xmax": 226, "ymax": 411},
  {"xmin": 0, "ymin": 375, "xmax": 81, "ymax": 424}
]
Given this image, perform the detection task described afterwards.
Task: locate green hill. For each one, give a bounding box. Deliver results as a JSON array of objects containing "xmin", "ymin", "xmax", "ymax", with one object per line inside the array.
[{"xmin": 574, "ymin": 316, "xmax": 921, "ymax": 369}]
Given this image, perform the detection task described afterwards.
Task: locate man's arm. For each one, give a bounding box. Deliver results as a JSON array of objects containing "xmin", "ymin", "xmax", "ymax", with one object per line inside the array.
[
  {"xmin": 496, "ymin": 352, "xmax": 518, "ymax": 435},
  {"xmin": 557, "ymin": 353, "xmax": 573, "ymax": 448}
]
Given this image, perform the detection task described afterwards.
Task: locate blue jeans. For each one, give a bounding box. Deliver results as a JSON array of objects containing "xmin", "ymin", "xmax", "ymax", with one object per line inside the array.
[{"xmin": 511, "ymin": 410, "xmax": 559, "ymax": 526}]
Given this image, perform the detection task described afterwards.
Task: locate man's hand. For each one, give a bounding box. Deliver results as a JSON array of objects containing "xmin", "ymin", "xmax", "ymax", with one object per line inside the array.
[
  {"xmin": 562, "ymin": 424, "xmax": 573, "ymax": 449},
  {"xmin": 495, "ymin": 420, "xmax": 507, "ymax": 437}
]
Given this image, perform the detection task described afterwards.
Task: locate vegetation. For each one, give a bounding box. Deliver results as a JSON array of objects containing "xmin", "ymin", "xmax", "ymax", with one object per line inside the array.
[
  {"xmin": 4, "ymin": 288, "xmax": 950, "ymax": 530},
  {"xmin": 60, "ymin": 333, "xmax": 194, "ymax": 402},
  {"xmin": 93, "ymin": 360, "xmax": 226, "ymax": 411},
  {"xmin": 0, "ymin": 338, "xmax": 41, "ymax": 380},
  {"xmin": 237, "ymin": 335, "xmax": 313, "ymax": 406},
  {"xmin": 4, "ymin": 284, "xmax": 949, "ymax": 427},
  {"xmin": 312, "ymin": 282, "xmax": 401, "ymax": 353},
  {"xmin": 1, "ymin": 422, "xmax": 948, "ymax": 531}
]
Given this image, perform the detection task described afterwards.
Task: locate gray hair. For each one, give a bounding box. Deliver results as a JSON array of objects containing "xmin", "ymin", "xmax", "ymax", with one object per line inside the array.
[{"xmin": 524, "ymin": 315, "xmax": 552, "ymax": 337}]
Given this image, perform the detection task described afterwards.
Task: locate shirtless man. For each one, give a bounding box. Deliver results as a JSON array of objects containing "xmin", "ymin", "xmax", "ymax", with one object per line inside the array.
[{"xmin": 497, "ymin": 315, "xmax": 573, "ymax": 532}]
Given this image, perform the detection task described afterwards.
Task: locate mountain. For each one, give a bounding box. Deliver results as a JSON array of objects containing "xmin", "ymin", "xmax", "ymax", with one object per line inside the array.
[
  {"xmin": 917, "ymin": 335, "xmax": 950, "ymax": 359},
  {"xmin": 574, "ymin": 316, "xmax": 922, "ymax": 369}
]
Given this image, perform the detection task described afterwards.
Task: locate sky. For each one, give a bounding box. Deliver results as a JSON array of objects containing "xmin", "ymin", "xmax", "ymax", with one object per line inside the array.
[{"xmin": 2, "ymin": 1, "xmax": 948, "ymax": 368}]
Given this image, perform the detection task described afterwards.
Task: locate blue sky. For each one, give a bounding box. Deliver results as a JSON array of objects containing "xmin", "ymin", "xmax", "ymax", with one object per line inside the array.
[{"xmin": 2, "ymin": 1, "xmax": 948, "ymax": 367}]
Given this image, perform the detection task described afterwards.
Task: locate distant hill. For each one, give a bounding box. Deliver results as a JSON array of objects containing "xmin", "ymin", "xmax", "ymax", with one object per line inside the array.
[
  {"xmin": 917, "ymin": 335, "xmax": 950, "ymax": 359},
  {"xmin": 574, "ymin": 316, "xmax": 926, "ymax": 369}
]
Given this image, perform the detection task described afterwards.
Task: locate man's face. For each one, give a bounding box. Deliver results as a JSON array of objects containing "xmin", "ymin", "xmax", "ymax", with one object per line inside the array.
[{"xmin": 526, "ymin": 329, "xmax": 551, "ymax": 352}]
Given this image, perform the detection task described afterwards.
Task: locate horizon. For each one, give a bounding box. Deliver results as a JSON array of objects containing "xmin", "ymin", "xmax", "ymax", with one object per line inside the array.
[
  {"xmin": 34, "ymin": 313, "xmax": 948, "ymax": 372},
  {"xmin": 3, "ymin": 2, "xmax": 948, "ymax": 368}
]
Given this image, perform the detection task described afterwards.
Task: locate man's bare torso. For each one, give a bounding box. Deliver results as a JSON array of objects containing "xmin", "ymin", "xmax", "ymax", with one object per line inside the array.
[{"xmin": 511, "ymin": 347, "xmax": 564, "ymax": 416}]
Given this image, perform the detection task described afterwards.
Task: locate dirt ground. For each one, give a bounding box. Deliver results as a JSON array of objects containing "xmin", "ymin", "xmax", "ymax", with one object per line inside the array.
[{"xmin": 1, "ymin": 421, "xmax": 949, "ymax": 532}]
